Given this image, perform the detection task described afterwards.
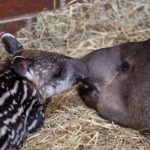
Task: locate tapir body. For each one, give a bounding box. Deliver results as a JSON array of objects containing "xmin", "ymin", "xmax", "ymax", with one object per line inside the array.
[{"xmin": 78, "ymin": 39, "xmax": 150, "ymax": 132}]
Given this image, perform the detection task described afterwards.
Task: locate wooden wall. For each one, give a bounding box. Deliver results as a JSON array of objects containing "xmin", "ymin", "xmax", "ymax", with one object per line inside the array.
[{"xmin": 0, "ymin": 0, "xmax": 79, "ymax": 34}]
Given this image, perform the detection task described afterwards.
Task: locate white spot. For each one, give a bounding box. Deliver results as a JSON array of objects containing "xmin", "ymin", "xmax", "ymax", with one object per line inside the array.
[
  {"xmin": 42, "ymin": 70, "xmax": 47, "ymax": 74},
  {"xmin": 1, "ymin": 83, "xmax": 5, "ymax": 89},
  {"xmin": 8, "ymin": 107, "xmax": 12, "ymax": 111},
  {"xmin": 32, "ymin": 88, "xmax": 37, "ymax": 97},
  {"xmin": 10, "ymin": 104, "xmax": 14, "ymax": 110},
  {"xmin": 12, "ymin": 100, "xmax": 17, "ymax": 105},
  {"xmin": 5, "ymin": 76, "xmax": 11, "ymax": 80},
  {"xmin": 4, "ymin": 111, "xmax": 8, "ymax": 115}
]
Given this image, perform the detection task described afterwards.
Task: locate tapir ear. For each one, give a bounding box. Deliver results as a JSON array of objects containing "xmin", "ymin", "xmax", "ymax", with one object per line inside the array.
[
  {"xmin": 68, "ymin": 59, "xmax": 88, "ymax": 80},
  {"xmin": 1, "ymin": 33, "xmax": 23, "ymax": 54},
  {"xmin": 12, "ymin": 56, "xmax": 29, "ymax": 77}
]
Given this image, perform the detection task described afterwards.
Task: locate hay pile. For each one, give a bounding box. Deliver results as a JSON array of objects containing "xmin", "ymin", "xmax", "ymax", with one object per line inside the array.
[{"xmin": 1, "ymin": 0, "xmax": 150, "ymax": 149}]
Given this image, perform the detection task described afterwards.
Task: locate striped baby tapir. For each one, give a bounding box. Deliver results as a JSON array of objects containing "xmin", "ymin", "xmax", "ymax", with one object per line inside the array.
[{"xmin": 0, "ymin": 33, "xmax": 88, "ymax": 150}]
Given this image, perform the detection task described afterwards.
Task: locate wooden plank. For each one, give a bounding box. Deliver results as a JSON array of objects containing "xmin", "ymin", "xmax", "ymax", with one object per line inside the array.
[
  {"xmin": 0, "ymin": 0, "xmax": 82, "ymax": 34},
  {"xmin": 0, "ymin": 0, "xmax": 59, "ymax": 19},
  {"xmin": 0, "ymin": 19, "xmax": 26, "ymax": 34},
  {"xmin": 0, "ymin": 14, "xmax": 37, "ymax": 34}
]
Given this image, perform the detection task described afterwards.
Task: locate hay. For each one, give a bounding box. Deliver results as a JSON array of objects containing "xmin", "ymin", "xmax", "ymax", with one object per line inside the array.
[{"xmin": 1, "ymin": 0, "xmax": 150, "ymax": 149}]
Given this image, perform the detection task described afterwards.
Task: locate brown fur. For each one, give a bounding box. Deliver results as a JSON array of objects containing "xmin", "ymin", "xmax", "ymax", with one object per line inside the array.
[{"xmin": 78, "ymin": 39, "xmax": 150, "ymax": 132}]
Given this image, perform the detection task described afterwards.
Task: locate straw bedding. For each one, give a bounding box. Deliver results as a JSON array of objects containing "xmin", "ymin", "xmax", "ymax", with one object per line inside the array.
[{"xmin": 1, "ymin": 0, "xmax": 150, "ymax": 149}]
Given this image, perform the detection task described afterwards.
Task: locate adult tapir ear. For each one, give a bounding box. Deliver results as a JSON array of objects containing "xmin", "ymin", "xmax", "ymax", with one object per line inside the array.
[
  {"xmin": 68, "ymin": 59, "xmax": 88, "ymax": 80},
  {"xmin": 12, "ymin": 56, "xmax": 30, "ymax": 78},
  {"xmin": 1, "ymin": 33, "xmax": 24, "ymax": 54}
]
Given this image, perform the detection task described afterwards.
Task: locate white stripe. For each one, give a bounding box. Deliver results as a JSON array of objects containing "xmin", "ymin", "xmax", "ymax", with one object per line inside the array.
[
  {"xmin": 4, "ymin": 107, "xmax": 23, "ymax": 124},
  {"xmin": 13, "ymin": 123, "xmax": 24, "ymax": 145},
  {"xmin": 0, "ymin": 125, "xmax": 9, "ymax": 150},
  {"xmin": 28, "ymin": 120, "xmax": 37, "ymax": 131},
  {"xmin": 25, "ymin": 99, "xmax": 37, "ymax": 117},
  {"xmin": 0, "ymin": 70, "xmax": 11, "ymax": 78},
  {"xmin": 9, "ymin": 98, "xmax": 37, "ymax": 127},
  {"xmin": 21, "ymin": 82, "xmax": 28, "ymax": 104},
  {"xmin": 0, "ymin": 92, "xmax": 9, "ymax": 106},
  {"xmin": 0, "ymin": 81, "xmax": 19, "ymax": 106},
  {"xmin": 15, "ymin": 101, "xmax": 36, "ymax": 145},
  {"xmin": 0, "ymin": 139, "xmax": 8, "ymax": 150}
]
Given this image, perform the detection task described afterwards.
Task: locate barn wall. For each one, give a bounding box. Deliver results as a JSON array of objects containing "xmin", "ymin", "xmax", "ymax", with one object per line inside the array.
[{"xmin": 0, "ymin": 0, "xmax": 80, "ymax": 34}]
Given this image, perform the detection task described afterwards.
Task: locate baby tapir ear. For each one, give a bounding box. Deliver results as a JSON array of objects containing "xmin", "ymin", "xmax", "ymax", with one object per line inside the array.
[
  {"xmin": 12, "ymin": 56, "xmax": 29, "ymax": 78},
  {"xmin": 1, "ymin": 33, "xmax": 23, "ymax": 54},
  {"xmin": 68, "ymin": 59, "xmax": 88, "ymax": 80}
]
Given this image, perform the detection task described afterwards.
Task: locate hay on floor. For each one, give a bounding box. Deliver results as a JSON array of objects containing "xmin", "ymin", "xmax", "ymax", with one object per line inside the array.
[{"xmin": 1, "ymin": 0, "xmax": 150, "ymax": 149}]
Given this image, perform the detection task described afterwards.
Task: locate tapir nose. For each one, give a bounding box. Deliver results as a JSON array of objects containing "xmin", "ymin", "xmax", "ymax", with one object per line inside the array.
[{"xmin": 68, "ymin": 59, "xmax": 88, "ymax": 83}]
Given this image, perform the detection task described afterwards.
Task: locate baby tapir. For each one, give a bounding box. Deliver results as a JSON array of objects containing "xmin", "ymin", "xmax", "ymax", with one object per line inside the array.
[
  {"xmin": 78, "ymin": 39, "xmax": 150, "ymax": 133},
  {"xmin": 0, "ymin": 33, "xmax": 87, "ymax": 150}
]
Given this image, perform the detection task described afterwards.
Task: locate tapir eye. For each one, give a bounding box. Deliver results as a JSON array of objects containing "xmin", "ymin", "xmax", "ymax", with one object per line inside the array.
[
  {"xmin": 117, "ymin": 61, "xmax": 130, "ymax": 72},
  {"xmin": 53, "ymin": 67, "xmax": 63, "ymax": 78},
  {"xmin": 27, "ymin": 58, "xmax": 35, "ymax": 67}
]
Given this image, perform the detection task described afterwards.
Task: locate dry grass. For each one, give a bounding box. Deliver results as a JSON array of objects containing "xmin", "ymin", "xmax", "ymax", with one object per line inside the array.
[{"xmin": 1, "ymin": 0, "xmax": 150, "ymax": 149}]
